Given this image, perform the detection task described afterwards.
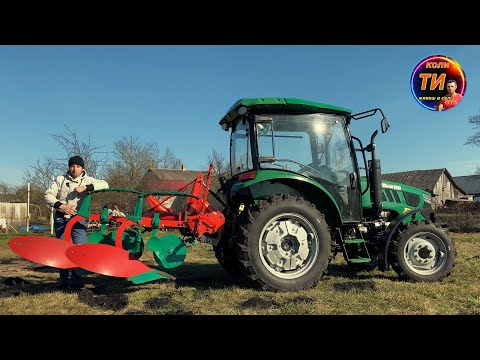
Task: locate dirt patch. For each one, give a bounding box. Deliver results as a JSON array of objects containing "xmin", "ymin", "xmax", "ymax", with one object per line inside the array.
[
  {"xmin": 456, "ymin": 310, "xmax": 480, "ymax": 315},
  {"xmin": 175, "ymin": 276, "xmax": 215, "ymax": 285},
  {"xmin": 466, "ymin": 255, "xmax": 480, "ymax": 262},
  {"xmin": 32, "ymin": 266, "xmax": 58, "ymax": 273},
  {"xmin": 292, "ymin": 296, "xmax": 315, "ymax": 303},
  {"xmin": 145, "ymin": 293, "xmax": 176, "ymax": 310},
  {"xmin": 333, "ymin": 281, "xmax": 376, "ymax": 292},
  {"xmin": 163, "ymin": 308, "xmax": 195, "ymax": 315},
  {"xmin": 241, "ymin": 296, "xmax": 280, "ymax": 309},
  {"xmin": 77, "ymin": 289, "xmax": 128, "ymax": 311},
  {"xmin": 0, "ymin": 289, "xmax": 23, "ymax": 297},
  {"xmin": 3, "ymin": 276, "xmax": 30, "ymax": 286},
  {"xmin": 0, "ymin": 258, "xmax": 17, "ymax": 265},
  {"xmin": 123, "ymin": 310, "xmax": 150, "ymax": 315}
]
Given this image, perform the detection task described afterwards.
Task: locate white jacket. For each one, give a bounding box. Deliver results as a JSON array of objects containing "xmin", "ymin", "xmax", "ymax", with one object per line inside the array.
[{"xmin": 45, "ymin": 170, "xmax": 109, "ymax": 213}]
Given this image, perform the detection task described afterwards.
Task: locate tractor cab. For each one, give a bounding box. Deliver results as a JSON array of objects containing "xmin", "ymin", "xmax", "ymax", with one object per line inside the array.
[{"xmin": 220, "ymin": 97, "xmax": 387, "ymax": 224}]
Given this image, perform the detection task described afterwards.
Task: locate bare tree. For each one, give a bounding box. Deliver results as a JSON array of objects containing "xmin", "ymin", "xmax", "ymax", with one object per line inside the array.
[
  {"xmin": 0, "ymin": 181, "xmax": 20, "ymax": 202},
  {"xmin": 159, "ymin": 146, "xmax": 182, "ymax": 169},
  {"xmin": 50, "ymin": 125, "xmax": 108, "ymax": 177},
  {"xmin": 466, "ymin": 114, "xmax": 480, "ymax": 147},
  {"xmin": 106, "ymin": 136, "xmax": 162, "ymax": 189},
  {"xmin": 0, "ymin": 181, "xmax": 11, "ymax": 196},
  {"xmin": 23, "ymin": 156, "xmax": 59, "ymax": 192},
  {"xmin": 24, "ymin": 125, "xmax": 108, "ymax": 191},
  {"xmin": 476, "ymin": 166, "xmax": 480, "ymax": 175},
  {"xmin": 206, "ymin": 149, "xmax": 230, "ymax": 178},
  {"xmin": 15, "ymin": 183, "xmax": 48, "ymax": 220}
]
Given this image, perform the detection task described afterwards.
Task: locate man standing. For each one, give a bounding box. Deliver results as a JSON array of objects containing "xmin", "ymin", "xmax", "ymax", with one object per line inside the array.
[
  {"xmin": 436, "ymin": 79, "xmax": 463, "ymax": 111},
  {"xmin": 45, "ymin": 155, "xmax": 109, "ymax": 291}
]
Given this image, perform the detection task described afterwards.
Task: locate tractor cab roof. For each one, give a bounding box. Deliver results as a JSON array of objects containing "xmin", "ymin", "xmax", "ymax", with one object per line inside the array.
[{"xmin": 219, "ymin": 97, "xmax": 352, "ymax": 130}]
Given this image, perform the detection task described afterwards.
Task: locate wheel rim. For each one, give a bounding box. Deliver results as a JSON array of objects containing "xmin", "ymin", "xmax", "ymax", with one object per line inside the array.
[
  {"xmin": 259, "ymin": 213, "xmax": 318, "ymax": 279},
  {"xmin": 402, "ymin": 232, "xmax": 448, "ymax": 275}
]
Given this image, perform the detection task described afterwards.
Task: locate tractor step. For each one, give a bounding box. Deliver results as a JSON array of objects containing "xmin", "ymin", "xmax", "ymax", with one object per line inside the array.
[
  {"xmin": 349, "ymin": 258, "xmax": 371, "ymax": 263},
  {"xmin": 339, "ymin": 231, "xmax": 372, "ymax": 265},
  {"xmin": 343, "ymin": 239, "xmax": 365, "ymax": 244}
]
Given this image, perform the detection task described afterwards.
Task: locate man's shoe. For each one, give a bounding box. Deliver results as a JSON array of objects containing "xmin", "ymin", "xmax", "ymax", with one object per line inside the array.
[
  {"xmin": 69, "ymin": 283, "xmax": 84, "ymax": 292},
  {"xmin": 57, "ymin": 284, "xmax": 70, "ymax": 293}
]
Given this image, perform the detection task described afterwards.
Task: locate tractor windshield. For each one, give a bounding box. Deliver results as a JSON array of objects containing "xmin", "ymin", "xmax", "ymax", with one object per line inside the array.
[{"xmin": 256, "ymin": 113, "xmax": 355, "ymax": 186}]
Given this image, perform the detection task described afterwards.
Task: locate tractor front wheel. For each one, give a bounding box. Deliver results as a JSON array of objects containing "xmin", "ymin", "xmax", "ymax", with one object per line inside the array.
[
  {"xmin": 236, "ymin": 195, "xmax": 332, "ymax": 291},
  {"xmin": 390, "ymin": 221, "xmax": 456, "ymax": 282}
]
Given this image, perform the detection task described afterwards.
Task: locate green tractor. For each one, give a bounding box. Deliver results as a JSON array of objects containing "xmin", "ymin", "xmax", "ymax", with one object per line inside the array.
[{"xmin": 214, "ymin": 98, "xmax": 456, "ymax": 291}]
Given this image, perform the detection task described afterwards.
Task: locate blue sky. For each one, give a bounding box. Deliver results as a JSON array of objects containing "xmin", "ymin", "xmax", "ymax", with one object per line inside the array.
[{"xmin": 1, "ymin": 45, "xmax": 479, "ymax": 186}]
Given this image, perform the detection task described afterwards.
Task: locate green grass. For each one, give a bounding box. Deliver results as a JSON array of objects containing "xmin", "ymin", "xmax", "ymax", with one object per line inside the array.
[{"xmin": 1, "ymin": 231, "xmax": 479, "ymax": 315}]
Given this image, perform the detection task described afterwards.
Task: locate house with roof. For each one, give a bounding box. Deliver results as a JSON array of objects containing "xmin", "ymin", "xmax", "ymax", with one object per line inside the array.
[
  {"xmin": 453, "ymin": 174, "xmax": 480, "ymax": 202},
  {"xmin": 136, "ymin": 166, "xmax": 224, "ymax": 212},
  {"xmin": 382, "ymin": 168, "xmax": 466, "ymax": 209}
]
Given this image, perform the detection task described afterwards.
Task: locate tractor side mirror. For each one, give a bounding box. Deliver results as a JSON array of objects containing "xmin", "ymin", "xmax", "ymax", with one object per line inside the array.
[{"xmin": 381, "ymin": 117, "xmax": 390, "ymax": 133}]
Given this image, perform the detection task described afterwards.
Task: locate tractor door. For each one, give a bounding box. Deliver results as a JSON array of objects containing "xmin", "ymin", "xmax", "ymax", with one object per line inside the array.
[{"xmin": 255, "ymin": 113, "xmax": 362, "ymax": 223}]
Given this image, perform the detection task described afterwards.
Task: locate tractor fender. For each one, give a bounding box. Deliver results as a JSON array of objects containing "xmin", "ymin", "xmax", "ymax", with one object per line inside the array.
[
  {"xmin": 237, "ymin": 172, "xmax": 342, "ymax": 226},
  {"xmin": 379, "ymin": 208, "xmax": 422, "ymax": 271}
]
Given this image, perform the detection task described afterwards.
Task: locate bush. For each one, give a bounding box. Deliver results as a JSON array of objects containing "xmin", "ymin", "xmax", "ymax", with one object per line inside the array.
[{"xmin": 435, "ymin": 204, "xmax": 480, "ymax": 233}]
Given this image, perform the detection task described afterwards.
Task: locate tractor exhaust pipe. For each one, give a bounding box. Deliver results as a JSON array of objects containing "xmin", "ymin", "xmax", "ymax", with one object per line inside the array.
[{"xmin": 369, "ymin": 130, "xmax": 383, "ymax": 219}]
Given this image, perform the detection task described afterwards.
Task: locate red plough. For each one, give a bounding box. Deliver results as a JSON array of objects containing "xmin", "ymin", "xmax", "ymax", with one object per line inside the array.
[{"xmin": 9, "ymin": 164, "xmax": 225, "ymax": 284}]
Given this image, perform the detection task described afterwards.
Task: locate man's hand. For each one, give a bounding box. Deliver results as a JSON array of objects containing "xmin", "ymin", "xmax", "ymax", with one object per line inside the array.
[
  {"xmin": 59, "ymin": 204, "xmax": 76, "ymax": 216},
  {"xmin": 74, "ymin": 185, "xmax": 87, "ymax": 193}
]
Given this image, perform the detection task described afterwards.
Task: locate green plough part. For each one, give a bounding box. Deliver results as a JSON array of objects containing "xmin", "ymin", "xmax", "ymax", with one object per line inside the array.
[
  {"xmin": 129, "ymin": 269, "xmax": 175, "ymax": 284},
  {"xmin": 147, "ymin": 234, "xmax": 187, "ymax": 269}
]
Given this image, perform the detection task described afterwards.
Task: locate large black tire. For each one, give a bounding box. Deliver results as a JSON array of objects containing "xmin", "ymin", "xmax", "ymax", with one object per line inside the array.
[
  {"xmin": 213, "ymin": 212, "xmax": 244, "ymax": 276},
  {"xmin": 236, "ymin": 194, "xmax": 333, "ymax": 291},
  {"xmin": 390, "ymin": 221, "xmax": 456, "ymax": 282}
]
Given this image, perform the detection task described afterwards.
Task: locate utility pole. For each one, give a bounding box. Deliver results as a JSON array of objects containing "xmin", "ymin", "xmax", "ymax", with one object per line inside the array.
[
  {"xmin": 26, "ymin": 182, "xmax": 30, "ymax": 232},
  {"xmin": 50, "ymin": 177, "xmax": 54, "ymax": 235}
]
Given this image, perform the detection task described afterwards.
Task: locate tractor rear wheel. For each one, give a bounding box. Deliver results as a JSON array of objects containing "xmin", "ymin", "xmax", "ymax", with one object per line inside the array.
[
  {"xmin": 390, "ymin": 221, "xmax": 456, "ymax": 282},
  {"xmin": 236, "ymin": 194, "xmax": 332, "ymax": 291},
  {"xmin": 213, "ymin": 211, "xmax": 243, "ymax": 276}
]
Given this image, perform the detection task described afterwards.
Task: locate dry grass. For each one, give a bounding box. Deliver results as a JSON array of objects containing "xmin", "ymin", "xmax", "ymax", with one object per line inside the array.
[{"xmin": 1, "ymin": 231, "xmax": 479, "ymax": 315}]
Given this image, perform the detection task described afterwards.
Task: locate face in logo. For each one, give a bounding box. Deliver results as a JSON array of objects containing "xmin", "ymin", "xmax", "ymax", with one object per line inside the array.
[{"xmin": 410, "ymin": 55, "xmax": 466, "ymax": 112}]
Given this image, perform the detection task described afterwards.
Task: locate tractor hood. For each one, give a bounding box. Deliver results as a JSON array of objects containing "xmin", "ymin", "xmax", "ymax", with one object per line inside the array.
[{"xmin": 360, "ymin": 178, "xmax": 432, "ymax": 216}]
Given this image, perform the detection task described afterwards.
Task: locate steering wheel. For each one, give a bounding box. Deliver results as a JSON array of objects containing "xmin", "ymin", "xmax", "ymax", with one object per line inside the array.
[
  {"xmin": 299, "ymin": 163, "xmax": 337, "ymax": 183},
  {"xmin": 317, "ymin": 165, "xmax": 338, "ymax": 183},
  {"xmin": 336, "ymin": 170, "xmax": 352, "ymax": 186},
  {"xmin": 298, "ymin": 162, "xmax": 321, "ymax": 176}
]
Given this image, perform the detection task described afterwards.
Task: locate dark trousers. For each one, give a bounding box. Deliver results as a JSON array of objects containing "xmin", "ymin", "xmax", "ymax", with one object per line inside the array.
[{"xmin": 54, "ymin": 217, "xmax": 87, "ymax": 285}]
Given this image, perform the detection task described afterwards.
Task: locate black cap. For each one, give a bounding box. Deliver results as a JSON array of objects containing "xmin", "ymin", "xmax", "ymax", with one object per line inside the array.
[{"xmin": 68, "ymin": 156, "xmax": 85, "ymax": 168}]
